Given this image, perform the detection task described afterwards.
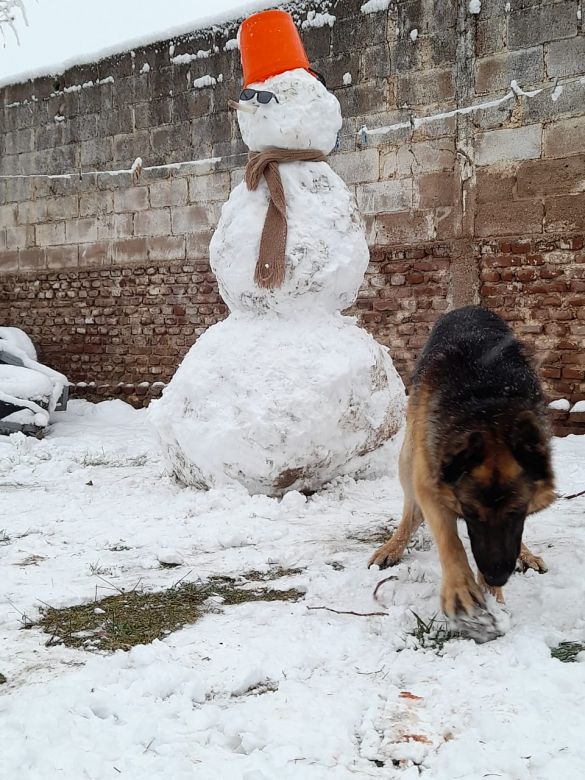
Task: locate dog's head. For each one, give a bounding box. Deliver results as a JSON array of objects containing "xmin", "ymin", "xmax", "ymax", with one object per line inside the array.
[{"xmin": 440, "ymin": 411, "xmax": 555, "ymax": 587}]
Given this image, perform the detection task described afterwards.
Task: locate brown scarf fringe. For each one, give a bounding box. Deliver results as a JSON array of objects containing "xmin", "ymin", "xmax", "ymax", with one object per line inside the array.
[{"xmin": 245, "ymin": 149, "xmax": 327, "ymax": 289}]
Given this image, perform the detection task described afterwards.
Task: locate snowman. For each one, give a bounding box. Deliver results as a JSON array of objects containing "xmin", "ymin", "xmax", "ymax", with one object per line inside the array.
[{"xmin": 150, "ymin": 10, "xmax": 406, "ymax": 496}]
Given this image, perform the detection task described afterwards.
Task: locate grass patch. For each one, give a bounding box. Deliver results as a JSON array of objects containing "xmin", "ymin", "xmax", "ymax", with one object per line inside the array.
[
  {"xmin": 237, "ymin": 566, "xmax": 304, "ymax": 582},
  {"xmin": 406, "ymin": 611, "xmax": 460, "ymax": 653},
  {"xmin": 36, "ymin": 577, "xmax": 303, "ymax": 653},
  {"xmin": 551, "ymin": 641, "xmax": 585, "ymax": 663},
  {"xmin": 349, "ymin": 525, "xmax": 393, "ymax": 545}
]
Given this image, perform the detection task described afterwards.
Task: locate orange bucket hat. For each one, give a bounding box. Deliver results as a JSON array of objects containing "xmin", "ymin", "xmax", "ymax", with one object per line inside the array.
[{"xmin": 239, "ymin": 9, "xmax": 311, "ymax": 87}]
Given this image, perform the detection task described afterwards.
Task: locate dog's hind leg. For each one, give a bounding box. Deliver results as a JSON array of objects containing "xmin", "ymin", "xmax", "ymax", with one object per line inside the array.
[
  {"xmin": 517, "ymin": 543, "xmax": 548, "ymax": 573},
  {"xmin": 368, "ymin": 415, "xmax": 423, "ymax": 569}
]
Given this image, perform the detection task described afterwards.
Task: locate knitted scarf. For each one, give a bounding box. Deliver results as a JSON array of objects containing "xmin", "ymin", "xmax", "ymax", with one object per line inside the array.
[{"xmin": 245, "ymin": 149, "xmax": 327, "ymax": 289}]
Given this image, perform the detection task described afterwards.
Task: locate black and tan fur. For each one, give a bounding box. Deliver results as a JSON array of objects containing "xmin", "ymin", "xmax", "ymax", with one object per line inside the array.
[{"xmin": 369, "ymin": 306, "xmax": 555, "ymax": 617}]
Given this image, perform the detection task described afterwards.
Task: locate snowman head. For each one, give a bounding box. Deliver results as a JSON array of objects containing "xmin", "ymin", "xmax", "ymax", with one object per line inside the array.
[
  {"xmin": 235, "ymin": 68, "xmax": 341, "ymax": 154},
  {"xmin": 233, "ymin": 9, "xmax": 342, "ymax": 154}
]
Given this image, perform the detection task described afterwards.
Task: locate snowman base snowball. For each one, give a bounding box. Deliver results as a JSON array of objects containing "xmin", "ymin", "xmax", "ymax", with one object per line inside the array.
[{"xmin": 149, "ymin": 314, "xmax": 406, "ymax": 496}]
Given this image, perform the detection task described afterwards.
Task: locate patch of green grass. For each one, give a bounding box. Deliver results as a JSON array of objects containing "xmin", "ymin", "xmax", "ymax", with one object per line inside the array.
[
  {"xmin": 406, "ymin": 611, "xmax": 460, "ymax": 653},
  {"xmin": 551, "ymin": 641, "xmax": 585, "ymax": 663},
  {"xmin": 35, "ymin": 577, "xmax": 303, "ymax": 653}
]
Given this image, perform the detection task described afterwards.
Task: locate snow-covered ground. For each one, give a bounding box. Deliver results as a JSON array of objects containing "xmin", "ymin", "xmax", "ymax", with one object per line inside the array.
[{"xmin": 1, "ymin": 400, "xmax": 584, "ymax": 779}]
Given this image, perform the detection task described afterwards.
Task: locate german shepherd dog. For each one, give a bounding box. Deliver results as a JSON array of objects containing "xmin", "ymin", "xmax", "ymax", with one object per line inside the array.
[{"xmin": 369, "ymin": 306, "xmax": 555, "ymax": 619}]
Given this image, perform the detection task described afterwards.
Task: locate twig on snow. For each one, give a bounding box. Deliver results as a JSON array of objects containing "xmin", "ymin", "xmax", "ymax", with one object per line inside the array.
[
  {"xmin": 563, "ymin": 488, "xmax": 585, "ymax": 500},
  {"xmin": 307, "ymin": 606, "xmax": 388, "ymax": 618}
]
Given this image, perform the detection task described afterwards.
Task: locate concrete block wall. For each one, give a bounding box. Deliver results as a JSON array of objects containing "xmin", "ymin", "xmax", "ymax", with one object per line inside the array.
[{"xmin": 1, "ymin": 0, "xmax": 584, "ymax": 426}]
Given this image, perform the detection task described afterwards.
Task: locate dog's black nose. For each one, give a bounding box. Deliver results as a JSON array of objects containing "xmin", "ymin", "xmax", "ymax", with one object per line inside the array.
[{"xmin": 483, "ymin": 562, "xmax": 514, "ymax": 587}]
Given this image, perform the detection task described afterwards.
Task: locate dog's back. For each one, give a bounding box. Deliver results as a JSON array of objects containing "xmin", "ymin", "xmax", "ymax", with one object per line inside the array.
[{"xmin": 413, "ymin": 305, "xmax": 546, "ymax": 431}]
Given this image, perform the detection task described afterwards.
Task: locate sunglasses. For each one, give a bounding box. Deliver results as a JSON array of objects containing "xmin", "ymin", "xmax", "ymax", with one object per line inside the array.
[{"xmin": 240, "ymin": 88, "xmax": 279, "ymax": 104}]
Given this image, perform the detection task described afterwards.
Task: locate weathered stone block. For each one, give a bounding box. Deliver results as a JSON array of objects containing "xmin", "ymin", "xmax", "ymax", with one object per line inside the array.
[
  {"xmin": 113, "ymin": 131, "xmax": 150, "ymax": 163},
  {"xmin": 149, "ymin": 178, "xmax": 189, "ymax": 208},
  {"xmin": 65, "ymin": 218, "xmax": 98, "ymax": 244},
  {"xmin": 147, "ymin": 236, "xmax": 186, "ymax": 261},
  {"xmin": 187, "ymin": 172, "xmax": 230, "ymax": 203},
  {"xmin": 113, "ymin": 187, "xmax": 149, "ymax": 213},
  {"xmin": 398, "ymin": 67, "xmax": 455, "ymax": 105},
  {"xmin": 36, "ymin": 222, "xmax": 66, "ymax": 246},
  {"xmin": 475, "ymin": 46, "xmax": 543, "ymax": 94},
  {"xmin": 48, "ymin": 245, "xmax": 79, "ymax": 269},
  {"xmin": 475, "ymin": 124, "xmax": 541, "ymax": 166},
  {"xmin": 417, "ymin": 171, "xmax": 454, "ymax": 209},
  {"xmin": 475, "ymin": 200, "xmax": 543, "ymax": 237},
  {"xmin": 329, "ymin": 149, "xmax": 379, "ymax": 184},
  {"xmin": 517, "ymin": 156, "xmax": 585, "ymax": 198},
  {"xmin": 545, "ymin": 193, "xmax": 585, "ymax": 233},
  {"xmin": 543, "ymin": 116, "xmax": 585, "ymax": 157},
  {"xmin": 356, "ymin": 179, "xmax": 413, "ymax": 213},
  {"xmin": 134, "ymin": 208, "xmax": 171, "ymax": 237},
  {"xmin": 509, "ymin": 2, "xmax": 578, "ymax": 49},
  {"xmin": 19, "ymin": 247, "xmax": 46, "ymax": 271},
  {"xmin": 546, "ymin": 36, "xmax": 585, "ymax": 78}
]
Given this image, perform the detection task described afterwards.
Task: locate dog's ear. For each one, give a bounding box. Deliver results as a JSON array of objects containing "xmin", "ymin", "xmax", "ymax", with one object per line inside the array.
[
  {"xmin": 441, "ymin": 431, "xmax": 485, "ymax": 485},
  {"xmin": 510, "ymin": 411, "xmax": 551, "ymax": 482}
]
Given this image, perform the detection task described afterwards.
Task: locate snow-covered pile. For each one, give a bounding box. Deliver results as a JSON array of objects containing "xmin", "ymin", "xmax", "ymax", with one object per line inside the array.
[
  {"xmin": 0, "ymin": 327, "xmax": 68, "ymax": 431},
  {"xmin": 150, "ymin": 313, "xmax": 405, "ymax": 495}
]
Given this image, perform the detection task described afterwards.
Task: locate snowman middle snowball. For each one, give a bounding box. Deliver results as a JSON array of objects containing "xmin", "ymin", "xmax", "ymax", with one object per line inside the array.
[{"xmin": 210, "ymin": 69, "xmax": 369, "ymax": 315}]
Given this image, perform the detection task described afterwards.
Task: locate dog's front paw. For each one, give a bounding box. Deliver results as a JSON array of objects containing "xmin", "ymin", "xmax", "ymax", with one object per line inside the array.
[
  {"xmin": 441, "ymin": 571, "xmax": 486, "ymax": 618},
  {"xmin": 517, "ymin": 546, "xmax": 548, "ymax": 574},
  {"xmin": 368, "ymin": 540, "xmax": 404, "ymax": 569}
]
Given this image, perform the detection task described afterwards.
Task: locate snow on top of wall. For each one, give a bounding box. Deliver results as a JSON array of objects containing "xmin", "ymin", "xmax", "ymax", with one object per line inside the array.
[
  {"xmin": 0, "ymin": 0, "xmax": 282, "ymax": 89},
  {"xmin": 301, "ymin": 10, "xmax": 335, "ymax": 27},
  {"xmin": 360, "ymin": 0, "xmax": 391, "ymax": 13},
  {"xmin": 549, "ymin": 399, "xmax": 571, "ymax": 411},
  {"xmin": 170, "ymin": 49, "xmax": 212, "ymax": 65}
]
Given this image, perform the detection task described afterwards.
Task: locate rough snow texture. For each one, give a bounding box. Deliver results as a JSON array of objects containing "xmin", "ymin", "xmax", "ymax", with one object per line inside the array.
[
  {"xmin": 237, "ymin": 70, "xmax": 342, "ymax": 154},
  {"xmin": 361, "ymin": 0, "xmax": 391, "ymax": 13},
  {"xmin": 1, "ymin": 402, "xmax": 585, "ymax": 778},
  {"xmin": 210, "ymin": 160, "xmax": 368, "ymax": 315},
  {"xmin": 0, "ymin": 326, "xmax": 37, "ymax": 361},
  {"xmin": 301, "ymin": 10, "xmax": 336, "ymax": 28},
  {"xmin": 150, "ymin": 314, "xmax": 405, "ymax": 495},
  {"xmin": 0, "ymin": 365, "xmax": 54, "ymax": 402}
]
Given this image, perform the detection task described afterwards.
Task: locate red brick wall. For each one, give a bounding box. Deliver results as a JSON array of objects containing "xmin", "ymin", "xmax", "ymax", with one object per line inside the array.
[
  {"xmin": 478, "ymin": 236, "xmax": 585, "ymax": 402},
  {"xmin": 0, "ymin": 262, "xmax": 227, "ymax": 406}
]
